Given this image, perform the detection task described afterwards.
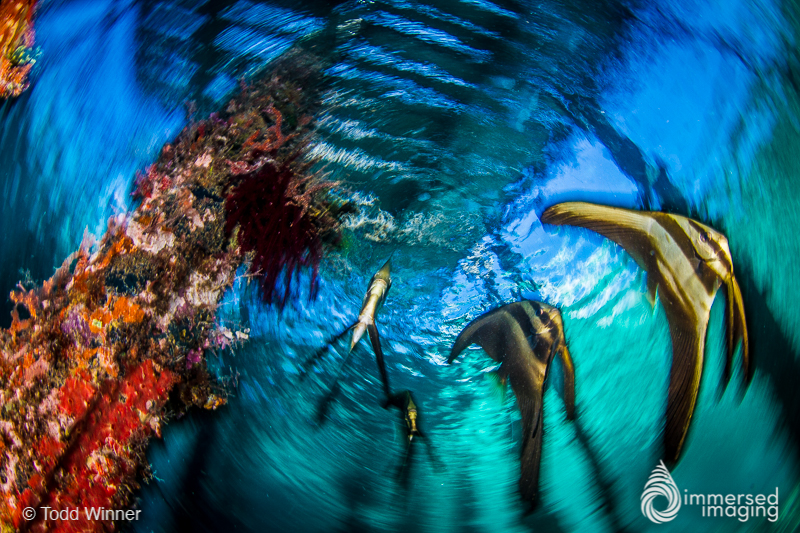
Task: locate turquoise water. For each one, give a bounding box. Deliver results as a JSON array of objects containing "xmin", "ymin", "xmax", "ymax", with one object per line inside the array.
[{"xmin": 1, "ymin": 0, "xmax": 799, "ymax": 531}]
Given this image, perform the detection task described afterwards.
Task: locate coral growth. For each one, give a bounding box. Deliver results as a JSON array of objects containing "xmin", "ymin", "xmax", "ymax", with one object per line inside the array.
[
  {"xmin": 225, "ymin": 158, "xmax": 336, "ymax": 304},
  {"xmin": 0, "ymin": 0, "xmax": 37, "ymax": 99},
  {"xmin": 222, "ymin": 77, "xmax": 350, "ymax": 305},
  {"xmin": 0, "ymin": 48, "xmax": 345, "ymax": 530}
]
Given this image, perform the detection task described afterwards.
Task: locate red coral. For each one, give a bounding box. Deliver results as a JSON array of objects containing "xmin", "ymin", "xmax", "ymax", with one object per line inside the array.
[
  {"xmin": 33, "ymin": 437, "xmax": 64, "ymax": 471},
  {"xmin": 225, "ymin": 159, "xmax": 325, "ymax": 305},
  {"xmin": 26, "ymin": 360, "xmax": 176, "ymax": 532},
  {"xmin": 242, "ymin": 105, "xmax": 293, "ymax": 156},
  {"xmin": 226, "ymin": 159, "xmax": 262, "ymax": 176},
  {"xmin": 0, "ymin": 51, "xmax": 335, "ymax": 531},
  {"xmin": 132, "ymin": 165, "xmax": 169, "ymax": 200},
  {"xmin": 58, "ymin": 373, "xmax": 96, "ymax": 419}
]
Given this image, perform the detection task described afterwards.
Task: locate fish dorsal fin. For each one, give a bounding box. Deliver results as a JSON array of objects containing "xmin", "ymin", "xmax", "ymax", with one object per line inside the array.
[
  {"xmin": 449, "ymin": 306, "xmax": 516, "ymax": 364},
  {"xmin": 541, "ymin": 202, "xmax": 656, "ymax": 268}
]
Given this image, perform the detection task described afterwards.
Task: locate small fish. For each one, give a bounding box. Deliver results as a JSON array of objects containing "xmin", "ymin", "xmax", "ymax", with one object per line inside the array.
[
  {"xmin": 301, "ymin": 259, "xmax": 393, "ymax": 401},
  {"xmin": 541, "ymin": 201, "xmax": 749, "ymax": 464},
  {"xmin": 385, "ymin": 389, "xmax": 442, "ymax": 486},
  {"xmin": 350, "ymin": 259, "xmax": 393, "ymax": 398},
  {"xmin": 386, "ymin": 389, "xmax": 425, "ymax": 443},
  {"xmin": 449, "ymin": 300, "xmax": 575, "ymax": 507}
]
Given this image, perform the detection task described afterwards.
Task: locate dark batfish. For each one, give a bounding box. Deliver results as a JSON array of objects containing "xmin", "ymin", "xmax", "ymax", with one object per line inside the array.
[
  {"xmin": 541, "ymin": 201, "xmax": 749, "ymax": 464},
  {"xmin": 449, "ymin": 301, "xmax": 575, "ymax": 507}
]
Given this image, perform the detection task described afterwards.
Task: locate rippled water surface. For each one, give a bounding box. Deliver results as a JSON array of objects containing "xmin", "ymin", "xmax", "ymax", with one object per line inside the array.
[{"xmin": 2, "ymin": 0, "xmax": 800, "ymax": 531}]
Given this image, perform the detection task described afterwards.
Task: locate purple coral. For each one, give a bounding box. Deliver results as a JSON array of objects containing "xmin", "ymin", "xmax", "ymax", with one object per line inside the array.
[
  {"xmin": 60, "ymin": 309, "xmax": 92, "ymax": 345},
  {"xmin": 186, "ymin": 348, "xmax": 203, "ymax": 369}
]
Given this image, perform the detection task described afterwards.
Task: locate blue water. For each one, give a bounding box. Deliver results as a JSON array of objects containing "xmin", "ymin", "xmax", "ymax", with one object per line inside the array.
[{"xmin": 2, "ymin": 0, "xmax": 799, "ymax": 531}]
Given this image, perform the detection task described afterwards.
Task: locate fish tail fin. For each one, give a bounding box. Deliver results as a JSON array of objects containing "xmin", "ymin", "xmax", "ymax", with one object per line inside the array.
[
  {"xmin": 315, "ymin": 349, "xmax": 357, "ymax": 424},
  {"xmin": 315, "ymin": 381, "xmax": 342, "ymax": 425}
]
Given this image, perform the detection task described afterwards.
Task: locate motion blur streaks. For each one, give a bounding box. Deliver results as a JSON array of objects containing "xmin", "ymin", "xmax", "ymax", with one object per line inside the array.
[{"xmin": 1, "ymin": 0, "xmax": 799, "ymax": 531}]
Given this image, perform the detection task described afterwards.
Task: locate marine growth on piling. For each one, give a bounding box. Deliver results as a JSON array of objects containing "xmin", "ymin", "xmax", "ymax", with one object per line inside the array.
[{"xmin": 0, "ymin": 49, "xmax": 348, "ymax": 531}]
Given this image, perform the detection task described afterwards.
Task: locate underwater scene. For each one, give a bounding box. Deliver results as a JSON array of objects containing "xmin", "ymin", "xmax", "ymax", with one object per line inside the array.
[{"xmin": 1, "ymin": 0, "xmax": 799, "ymax": 531}]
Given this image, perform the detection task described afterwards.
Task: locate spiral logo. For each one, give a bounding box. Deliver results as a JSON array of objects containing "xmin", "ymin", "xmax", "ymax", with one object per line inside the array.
[{"xmin": 641, "ymin": 460, "xmax": 681, "ymax": 523}]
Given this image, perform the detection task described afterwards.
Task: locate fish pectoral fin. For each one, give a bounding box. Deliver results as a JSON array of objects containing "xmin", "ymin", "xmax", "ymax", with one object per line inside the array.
[
  {"xmin": 646, "ymin": 275, "xmax": 659, "ymax": 308},
  {"xmin": 368, "ymin": 323, "xmax": 391, "ymax": 398},
  {"xmin": 664, "ymin": 315, "xmax": 707, "ymax": 464},
  {"xmin": 485, "ymin": 371, "xmax": 508, "ymax": 402},
  {"xmin": 559, "ymin": 345, "xmax": 576, "ymax": 420},
  {"xmin": 516, "ymin": 390, "xmax": 545, "ymax": 505}
]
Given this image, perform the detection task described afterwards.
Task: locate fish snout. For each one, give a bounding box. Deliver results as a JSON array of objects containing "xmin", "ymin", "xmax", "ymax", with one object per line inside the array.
[
  {"xmin": 350, "ymin": 322, "xmax": 367, "ymax": 351},
  {"xmin": 377, "ymin": 259, "xmax": 391, "ymax": 278}
]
